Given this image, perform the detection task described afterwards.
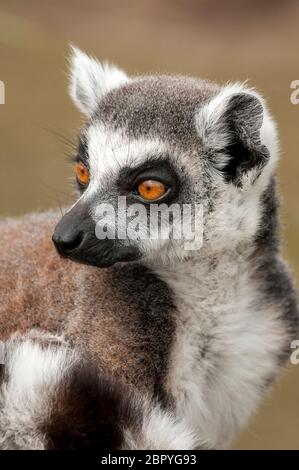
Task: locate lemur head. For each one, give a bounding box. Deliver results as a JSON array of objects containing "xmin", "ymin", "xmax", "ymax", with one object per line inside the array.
[{"xmin": 53, "ymin": 47, "xmax": 278, "ymax": 268}]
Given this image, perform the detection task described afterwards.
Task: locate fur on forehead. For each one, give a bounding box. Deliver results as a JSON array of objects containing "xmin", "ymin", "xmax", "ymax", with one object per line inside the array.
[
  {"xmin": 86, "ymin": 123, "xmax": 170, "ymax": 183},
  {"xmin": 69, "ymin": 46, "xmax": 129, "ymax": 116}
]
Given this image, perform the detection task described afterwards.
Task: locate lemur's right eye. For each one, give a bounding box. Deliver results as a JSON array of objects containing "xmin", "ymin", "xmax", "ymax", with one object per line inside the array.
[
  {"xmin": 137, "ymin": 180, "xmax": 167, "ymax": 201},
  {"xmin": 75, "ymin": 161, "xmax": 90, "ymax": 186}
]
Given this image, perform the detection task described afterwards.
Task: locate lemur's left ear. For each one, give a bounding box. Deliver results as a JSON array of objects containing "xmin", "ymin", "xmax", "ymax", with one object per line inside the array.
[
  {"xmin": 69, "ymin": 46, "xmax": 129, "ymax": 116},
  {"xmin": 196, "ymin": 83, "xmax": 278, "ymax": 186}
]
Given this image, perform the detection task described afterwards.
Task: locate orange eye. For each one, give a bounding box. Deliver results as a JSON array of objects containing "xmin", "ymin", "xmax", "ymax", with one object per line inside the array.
[
  {"xmin": 75, "ymin": 161, "xmax": 90, "ymax": 185},
  {"xmin": 137, "ymin": 180, "xmax": 167, "ymax": 201}
]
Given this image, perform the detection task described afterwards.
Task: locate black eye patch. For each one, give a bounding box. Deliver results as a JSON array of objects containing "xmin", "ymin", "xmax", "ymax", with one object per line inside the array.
[{"xmin": 117, "ymin": 156, "xmax": 180, "ymax": 203}]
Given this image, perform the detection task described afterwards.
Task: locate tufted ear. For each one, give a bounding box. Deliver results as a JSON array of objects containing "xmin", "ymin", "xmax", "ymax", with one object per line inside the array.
[
  {"xmin": 196, "ymin": 83, "xmax": 278, "ymax": 186},
  {"xmin": 69, "ymin": 46, "xmax": 129, "ymax": 116}
]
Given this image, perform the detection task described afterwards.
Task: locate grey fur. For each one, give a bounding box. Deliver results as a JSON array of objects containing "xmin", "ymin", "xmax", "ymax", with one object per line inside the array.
[{"xmin": 95, "ymin": 75, "xmax": 219, "ymax": 147}]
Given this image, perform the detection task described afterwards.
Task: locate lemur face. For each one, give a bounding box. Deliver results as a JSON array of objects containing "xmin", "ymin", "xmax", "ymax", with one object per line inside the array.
[{"xmin": 53, "ymin": 47, "xmax": 278, "ymax": 268}]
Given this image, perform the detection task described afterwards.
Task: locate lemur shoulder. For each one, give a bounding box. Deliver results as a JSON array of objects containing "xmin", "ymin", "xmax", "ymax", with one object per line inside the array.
[{"xmin": 0, "ymin": 47, "xmax": 298, "ymax": 450}]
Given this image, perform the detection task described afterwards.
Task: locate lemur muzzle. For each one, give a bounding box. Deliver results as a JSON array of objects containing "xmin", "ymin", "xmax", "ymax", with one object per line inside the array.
[{"xmin": 52, "ymin": 203, "xmax": 140, "ymax": 268}]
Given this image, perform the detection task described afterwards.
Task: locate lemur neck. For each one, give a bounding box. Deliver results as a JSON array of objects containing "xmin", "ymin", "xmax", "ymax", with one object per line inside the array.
[{"xmin": 153, "ymin": 242, "xmax": 256, "ymax": 308}]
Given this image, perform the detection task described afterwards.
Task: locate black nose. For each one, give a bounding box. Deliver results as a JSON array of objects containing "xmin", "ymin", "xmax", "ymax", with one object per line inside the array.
[
  {"xmin": 52, "ymin": 203, "xmax": 94, "ymax": 259},
  {"xmin": 52, "ymin": 231, "xmax": 83, "ymax": 257}
]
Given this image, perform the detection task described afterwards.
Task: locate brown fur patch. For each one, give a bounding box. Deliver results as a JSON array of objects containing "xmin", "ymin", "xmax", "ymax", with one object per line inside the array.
[{"xmin": 0, "ymin": 211, "xmax": 176, "ymax": 398}]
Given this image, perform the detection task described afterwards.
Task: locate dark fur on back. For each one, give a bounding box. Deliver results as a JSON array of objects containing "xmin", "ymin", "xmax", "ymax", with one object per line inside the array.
[
  {"xmin": 66, "ymin": 262, "xmax": 177, "ymax": 404},
  {"xmin": 42, "ymin": 363, "xmax": 140, "ymax": 450}
]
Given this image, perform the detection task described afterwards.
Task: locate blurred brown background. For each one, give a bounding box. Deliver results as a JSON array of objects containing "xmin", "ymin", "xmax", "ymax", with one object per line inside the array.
[{"xmin": 0, "ymin": 0, "xmax": 298, "ymax": 449}]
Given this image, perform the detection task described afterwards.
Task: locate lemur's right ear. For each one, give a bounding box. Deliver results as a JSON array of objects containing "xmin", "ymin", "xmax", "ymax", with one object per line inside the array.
[
  {"xmin": 196, "ymin": 83, "xmax": 278, "ymax": 186},
  {"xmin": 69, "ymin": 46, "xmax": 129, "ymax": 116}
]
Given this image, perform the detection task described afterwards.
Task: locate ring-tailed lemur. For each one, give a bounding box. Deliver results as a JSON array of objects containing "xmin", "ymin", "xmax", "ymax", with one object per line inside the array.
[{"xmin": 0, "ymin": 47, "xmax": 298, "ymax": 449}]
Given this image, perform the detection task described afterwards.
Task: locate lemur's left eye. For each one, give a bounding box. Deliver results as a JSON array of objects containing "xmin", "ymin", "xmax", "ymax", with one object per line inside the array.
[
  {"xmin": 137, "ymin": 180, "xmax": 167, "ymax": 201},
  {"xmin": 75, "ymin": 161, "xmax": 90, "ymax": 186}
]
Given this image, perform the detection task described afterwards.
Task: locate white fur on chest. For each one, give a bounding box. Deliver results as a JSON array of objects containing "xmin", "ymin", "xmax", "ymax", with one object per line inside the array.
[{"xmin": 156, "ymin": 254, "xmax": 287, "ymax": 449}]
